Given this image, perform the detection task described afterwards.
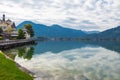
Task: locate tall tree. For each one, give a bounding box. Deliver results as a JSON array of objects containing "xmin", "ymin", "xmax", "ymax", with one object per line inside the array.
[
  {"xmin": 17, "ymin": 29, "xmax": 25, "ymax": 39},
  {"xmin": 24, "ymin": 24, "xmax": 34, "ymax": 37}
]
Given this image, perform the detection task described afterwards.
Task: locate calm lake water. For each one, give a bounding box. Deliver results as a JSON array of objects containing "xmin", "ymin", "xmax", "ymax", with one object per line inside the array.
[{"xmin": 4, "ymin": 41, "xmax": 120, "ymax": 80}]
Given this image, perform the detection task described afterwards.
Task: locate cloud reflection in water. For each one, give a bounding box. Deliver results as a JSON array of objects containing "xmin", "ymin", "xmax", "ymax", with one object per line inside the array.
[{"xmin": 15, "ymin": 45, "xmax": 120, "ymax": 80}]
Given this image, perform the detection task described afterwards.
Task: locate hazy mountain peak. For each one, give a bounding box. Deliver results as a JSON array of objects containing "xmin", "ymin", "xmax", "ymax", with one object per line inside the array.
[
  {"xmin": 51, "ymin": 24, "xmax": 62, "ymax": 27},
  {"xmin": 87, "ymin": 25, "xmax": 120, "ymax": 38}
]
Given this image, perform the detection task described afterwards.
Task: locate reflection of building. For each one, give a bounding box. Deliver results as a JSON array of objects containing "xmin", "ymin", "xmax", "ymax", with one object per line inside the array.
[{"xmin": 0, "ymin": 14, "xmax": 18, "ymax": 39}]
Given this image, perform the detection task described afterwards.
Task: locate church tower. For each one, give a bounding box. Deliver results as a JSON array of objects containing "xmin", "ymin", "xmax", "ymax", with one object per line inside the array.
[{"xmin": 3, "ymin": 14, "xmax": 5, "ymax": 22}]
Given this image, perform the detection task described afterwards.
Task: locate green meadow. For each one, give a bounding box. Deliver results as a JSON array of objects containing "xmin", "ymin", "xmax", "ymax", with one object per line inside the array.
[{"xmin": 0, "ymin": 51, "xmax": 33, "ymax": 80}]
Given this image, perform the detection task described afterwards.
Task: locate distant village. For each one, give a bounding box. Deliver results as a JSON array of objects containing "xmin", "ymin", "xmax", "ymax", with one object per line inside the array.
[{"xmin": 0, "ymin": 14, "xmax": 31, "ymax": 40}]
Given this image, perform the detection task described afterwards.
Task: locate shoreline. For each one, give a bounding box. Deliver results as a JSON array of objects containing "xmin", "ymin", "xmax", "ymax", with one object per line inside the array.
[
  {"xmin": 0, "ymin": 38, "xmax": 37, "ymax": 50},
  {"xmin": 0, "ymin": 51, "xmax": 33, "ymax": 80},
  {"xmin": 16, "ymin": 61, "xmax": 36, "ymax": 77},
  {"xmin": 4, "ymin": 54, "xmax": 35, "ymax": 77},
  {"xmin": 0, "ymin": 38, "xmax": 37, "ymax": 79}
]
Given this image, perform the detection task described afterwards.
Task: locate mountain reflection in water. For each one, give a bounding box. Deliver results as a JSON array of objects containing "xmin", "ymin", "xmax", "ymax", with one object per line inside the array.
[{"xmin": 3, "ymin": 41, "xmax": 120, "ymax": 80}]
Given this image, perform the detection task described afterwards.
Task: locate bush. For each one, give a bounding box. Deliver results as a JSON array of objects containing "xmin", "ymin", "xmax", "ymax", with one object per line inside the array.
[
  {"xmin": 0, "ymin": 36, "xmax": 3, "ymax": 40},
  {"xmin": 17, "ymin": 29, "xmax": 25, "ymax": 39}
]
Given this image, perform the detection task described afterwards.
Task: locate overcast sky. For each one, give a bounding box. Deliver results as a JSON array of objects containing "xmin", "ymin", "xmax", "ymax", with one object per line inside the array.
[{"xmin": 0, "ymin": 0, "xmax": 120, "ymax": 31}]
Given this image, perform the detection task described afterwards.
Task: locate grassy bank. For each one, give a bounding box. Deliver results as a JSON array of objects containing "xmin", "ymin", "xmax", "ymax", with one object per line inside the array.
[{"xmin": 0, "ymin": 51, "xmax": 33, "ymax": 80}]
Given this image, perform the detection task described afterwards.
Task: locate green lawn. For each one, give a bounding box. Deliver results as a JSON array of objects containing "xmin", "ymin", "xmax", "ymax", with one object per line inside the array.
[{"xmin": 0, "ymin": 51, "xmax": 33, "ymax": 80}]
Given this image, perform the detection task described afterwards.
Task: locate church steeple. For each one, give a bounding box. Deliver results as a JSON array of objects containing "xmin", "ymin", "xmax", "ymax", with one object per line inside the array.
[{"xmin": 3, "ymin": 14, "xmax": 5, "ymax": 22}]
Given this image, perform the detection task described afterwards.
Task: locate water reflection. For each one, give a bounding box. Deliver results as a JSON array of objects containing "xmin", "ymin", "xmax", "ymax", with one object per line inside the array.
[
  {"xmin": 15, "ymin": 45, "xmax": 120, "ymax": 80},
  {"xmin": 4, "ymin": 41, "xmax": 120, "ymax": 59},
  {"xmin": 4, "ymin": 46, "xmax": 34, "ymax": 60},
  {"xmin": 33, "ymin": 41, "xmax": 87, "ymax": 54},
  {"xmin": 33, "ymin": 41, "xmax": 120, "ymax": 54},
  {"xmin": 17, "ymin": 47, "xmax": 34, "ymax": 60},
  {"xmin": 3, "ymin": 41, "xmax": 120, "ymax": 80},
  {"xmin": 86, "ymin": 42, "xmax": 120, "ymax": 54}
]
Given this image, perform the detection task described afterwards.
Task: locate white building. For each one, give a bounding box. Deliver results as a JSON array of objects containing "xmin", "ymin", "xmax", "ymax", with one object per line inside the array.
[{"xmin": 22, "ymin": 28, "xmax": 31, "ymax": 39}]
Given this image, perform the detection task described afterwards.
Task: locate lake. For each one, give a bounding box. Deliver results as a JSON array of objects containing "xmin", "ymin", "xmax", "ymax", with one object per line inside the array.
[{"xmin": 3, "ymin": 41, "xmax": 120, "ymax": 80}]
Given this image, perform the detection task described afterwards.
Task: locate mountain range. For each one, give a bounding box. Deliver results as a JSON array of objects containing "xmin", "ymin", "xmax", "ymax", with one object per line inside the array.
[
  {"xmin": 17, "ymin": 21, "xmax": 120, "ymax": 39},
  {"xmin": 17, "ymin": 21, "xmax": 87, "ymax": 38},
  {"xmin": 86, "ymin": 26, "xmax": 120, "ymax": 39}
]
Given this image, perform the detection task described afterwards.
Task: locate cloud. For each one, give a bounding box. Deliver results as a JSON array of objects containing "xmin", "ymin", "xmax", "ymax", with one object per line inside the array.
[{"xmin": 0, "ymin": 0, "xmax": 120, "ymax": 31}]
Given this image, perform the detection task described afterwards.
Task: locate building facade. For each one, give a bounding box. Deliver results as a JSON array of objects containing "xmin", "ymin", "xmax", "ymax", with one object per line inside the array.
[
  {"xmin": 0, "ymin": 14, "xmax": 32, "ymax": 39},
  {"xmin": 0, "ymin": 14, "xmax": 18, "ymax": 39},
  {"xmin": 0, "ymin": 14, "xmax": 16, "ymax": 32}
]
